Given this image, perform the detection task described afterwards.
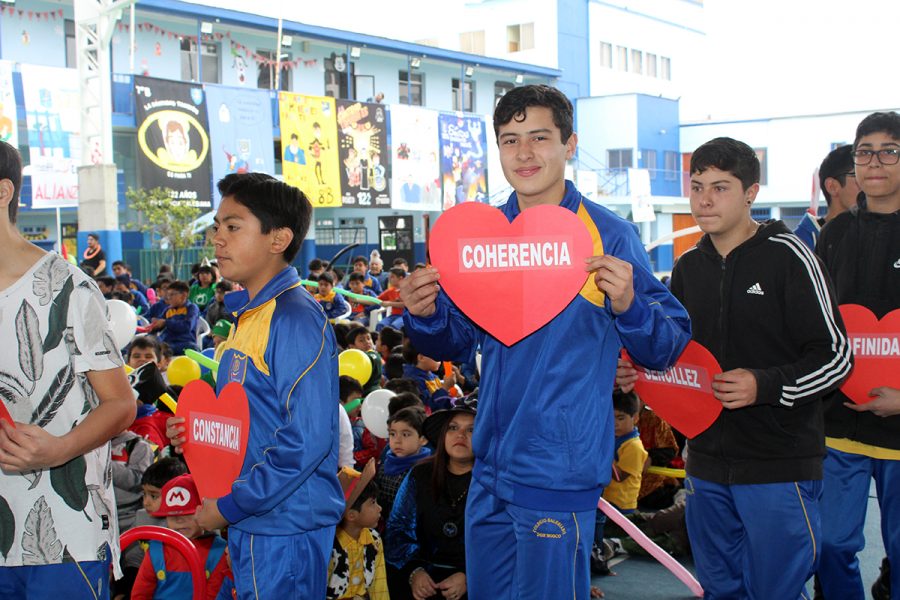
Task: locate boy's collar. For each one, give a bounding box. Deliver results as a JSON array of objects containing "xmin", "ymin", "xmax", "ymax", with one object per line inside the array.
[
  {"xmin": 504, "ymin": 180, "xmax": 581, "ymax": 219},
  {"xmin": 224, "ymin": 266, "xmax": 300, "ymax": 316}
]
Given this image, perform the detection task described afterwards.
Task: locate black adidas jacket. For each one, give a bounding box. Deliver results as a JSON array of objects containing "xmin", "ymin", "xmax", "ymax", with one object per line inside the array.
[
  {"xmin": 671, "ymin": 220, "xmax": 852, "ymax": 484},
  {"xmin": 816, "ymin": 201, "xmax": 900, "ymax": 450}
]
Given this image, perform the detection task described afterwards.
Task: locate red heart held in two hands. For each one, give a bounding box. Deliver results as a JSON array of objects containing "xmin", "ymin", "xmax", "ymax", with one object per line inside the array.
[
  {"xmin": 177, "ymin": 380, "xmax": 250, "ymax": 499},
  {"xmin": 839, "ymin": 304, "xmax": 900, "ymax": 405},
  {"xmin": 627, "ymin": 341, "xmax": 723, "ymax": 439},
  {"xmin": 429, "ymin": 202, "xmax": 594, "ymax": 346}
]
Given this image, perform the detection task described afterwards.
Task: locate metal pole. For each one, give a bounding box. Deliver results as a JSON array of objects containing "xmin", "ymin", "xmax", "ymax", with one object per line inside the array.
[
  {"xmin": 274, "ymin": 18, "xmax": 282, "ymax": 91},
  {"xmin": 407, "ymin": 56, "xmax": 412, "ymax": 105},
  {"xmin": 56, "ymin": 207, "xmax": 62, "ymax": 254},
  {"xmin": 129, "ymin": 4, "xmax": 135, "ymax": 73},
  {"xmin": 196, "ymin": 19, "xmax": 202, "ymax": 82}
]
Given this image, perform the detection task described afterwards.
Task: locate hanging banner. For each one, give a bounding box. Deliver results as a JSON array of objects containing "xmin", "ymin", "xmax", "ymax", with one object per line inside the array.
[
  {"xmin": 438, "ymin": 112, "xmax": 488, "ymax": 210},
  {"xmin": 0, "ymin": 61, "xmax": 17, "ymax": 147},
  {"xmin": 205, "ymin": 85, "xmax": 275, "ymax": 208},
  {"xmin": 389, "ymin": 104, "xmax": 441, "ymax": 212},
  {"xmin": 134, "ymin": 76, "xmax": 212, "ymax": 209},
  {"xmin": 336, "ymin": 99, "xmax": 390, "ymax": 208},
  {"xmin": 278, "ymin": 92, "xmax": 341, "ymax": 207},
  {"xmin": 20, "ymin": 64, "xmax": 80, "ymax": 208}
]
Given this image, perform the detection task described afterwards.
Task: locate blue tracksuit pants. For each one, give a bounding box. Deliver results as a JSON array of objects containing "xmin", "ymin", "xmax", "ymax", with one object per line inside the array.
[
  {"xmin": 0, "ymin": 547, "xmax": 111, "ymax": 599},
  {"xmin": 818, "ymin": 447, "xmax": 900, "ymax": 600},
  {"xmin": 685, "ymin": 476, "xmax": 821, "ymax": 600},
  {"xmin": 464, "ymin": 476, "xmax": 596, "ymax": 600},
  {"xmin": 228, "ymin": 526, "xmax": 334, "ymax": 600}
]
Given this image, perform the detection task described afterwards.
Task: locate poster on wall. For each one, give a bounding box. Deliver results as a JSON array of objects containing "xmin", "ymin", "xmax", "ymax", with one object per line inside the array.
[
  {"xmin": 0, "ymin": 61, "xmax": 18, "ymax": 147},
  {"xmin": 205, "ymin": 85, "xmax": 275, "ymax": 208},
  {"xmin": 133, "ymin": 76, "xmax": 212, "ymax": 209},
  {"xmin": 438, "ymin": 112, "xmax": 488, "ymax": 210},
  {"xmin": 389, "ymin": 104, "xmax": 441, "ymax": 212},
  {"xmin": 278, "ymin": 92, "xmax": 341, "ymax": 207},
  {"xmin": 336, "ymin": 99, "xmax": 390, "ymax": 208},
  {"xmin": 20, "ymin": 64, "xmax": 80, "ymax": 208}
]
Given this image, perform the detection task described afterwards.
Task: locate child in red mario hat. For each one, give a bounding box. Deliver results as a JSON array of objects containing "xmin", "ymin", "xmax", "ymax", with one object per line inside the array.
[{"xmin": 131, "ymin": 474, "xmax": 231, "ymax": 599}]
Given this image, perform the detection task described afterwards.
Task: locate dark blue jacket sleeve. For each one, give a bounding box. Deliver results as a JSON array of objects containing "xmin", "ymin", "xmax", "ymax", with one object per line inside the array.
[
  {"xmin": 385, "ymin": 472, "xmax": 421, "ymax": 571},
  {"xmin": 402, "ymin": 292, "xmax": 480, "ymax": 365},
  {"xmin": 607, "ymin": 226, "xmax": 691, "ymax": 371},
  {"xmin": 165, "ymin": 303, "xmax": 199, "ymax": 336}
]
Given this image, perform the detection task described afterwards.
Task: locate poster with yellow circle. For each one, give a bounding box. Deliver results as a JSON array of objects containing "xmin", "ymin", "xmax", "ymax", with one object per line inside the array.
[{"xmin": 278, "ymin": 92, "xmax": 341, "ymax": 208}]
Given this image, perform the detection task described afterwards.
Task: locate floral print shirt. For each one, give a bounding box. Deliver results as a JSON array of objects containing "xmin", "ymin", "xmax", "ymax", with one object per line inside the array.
[{"xmin": 0, "ymin": 253, "xmax": 125, "ymax": 573}]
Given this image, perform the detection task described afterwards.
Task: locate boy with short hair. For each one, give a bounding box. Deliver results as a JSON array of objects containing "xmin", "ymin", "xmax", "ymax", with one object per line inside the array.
[
  {"xmin": 377, "ymin": 406, "xmax": 431, "ymax": 519},
  {"xmin": 166, "ymin": 172, "xmax": 344, "ymax": 599},
  {"xmin": 328, "ymin": 461, "xmax": 388, "ymax": 600},
  {"xmin": 400, "ymin": 85, "xmax": 691, "ymax": 598},
  {"xmin": 345, "ymin": 325, "xmax": 383, "ymax": 394},
  {"xmin": 670, "ymin": 137, "xmax": 851, "ymax": 598},
  {"xmin": 152, "ymin": 280, "xmax": 200, "ymax": 355},
  {"xmin": 376, "ymin": 267, "xmax": 407, "ymax": 331},
  {"xmin": 204, "ymin": 279, "xmax": 234, "ymax": 325},
  {"xmin": 146, "ymin": 279, "xmax": 171, "ymax": 321},
  {"xmin": 816, "ymin": 111, "xmax": 900, "ymax": 599},
  {"xmin": 128, "ymin": 335, "xmax": 163, "ymax": 371},
  {"xmin": 376, "ymin": 326, "xmax": 403, "ymax": 362},
  {"xmin": 794, "ymin": 145, "xmax": 859, "ymax": 251},
  {"xmin": 351, "ymin": 254, "xmax": 383, "ymax": 295},
  {"xmin": 401, "ymin": 338, "xmax": 455, "ymax": 412},
  {"xmin": 0, "ymin": 140, "xmax": 136, "ymax": 598},
  {"xmin": 131, "ymin": 474, "xmax": 229, "ymax": 599},
  {"xmin": 346, "ymin": 271, "xmax": 380, "ymax": 325},
  {"xmin": 316, "ymin": 271, "xmax": 352, "ymax": 320}
]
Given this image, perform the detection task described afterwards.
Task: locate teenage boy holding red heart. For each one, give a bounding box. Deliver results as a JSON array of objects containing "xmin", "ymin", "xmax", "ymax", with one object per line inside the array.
[
  {"xmin": 815, "ymin": 111, "xmax": 900, "ymax": 599},
  {"xmin": 166, "ymin": 173, "xmax": 344, "ymax": 599},
  {"xmin": 399, "ymin": 85, "xmax": 691, "ymax": 600}
]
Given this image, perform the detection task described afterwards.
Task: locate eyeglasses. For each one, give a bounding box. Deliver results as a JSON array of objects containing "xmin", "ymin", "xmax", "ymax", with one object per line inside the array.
[{"xmin": 852, "ymin": 148, "xmax": 900, "ymax": 166}]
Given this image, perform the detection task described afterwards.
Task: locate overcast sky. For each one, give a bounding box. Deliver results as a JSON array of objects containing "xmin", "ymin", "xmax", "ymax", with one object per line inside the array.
[{"xmin": 680, "ymin": 0, "xmax": 900, "ymax": 121}]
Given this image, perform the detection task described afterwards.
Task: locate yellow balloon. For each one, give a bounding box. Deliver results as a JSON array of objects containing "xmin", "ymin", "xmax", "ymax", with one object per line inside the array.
[
  {"xmin": 168, "ymin": 356, "xmax": 202, "ymax": 387},
  {"xmin": 339, "ymin": 349, "xmax": 373, "ymax": 385}
]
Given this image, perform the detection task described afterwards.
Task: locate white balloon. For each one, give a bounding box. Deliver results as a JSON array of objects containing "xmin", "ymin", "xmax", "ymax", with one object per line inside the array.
[
  {"xmin": 106, "ymin": 299, "xmax": 138, "ymax": 350},
  {"xmin": 360, "ymin": 388, "xmax": 395, "ymax": 439}
]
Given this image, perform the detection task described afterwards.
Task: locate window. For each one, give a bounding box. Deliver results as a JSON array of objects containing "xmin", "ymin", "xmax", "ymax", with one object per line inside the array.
[
  {"xmin": 750, "ymin": 207, "xmax": 771, "ymax": 221},
  {"xmin": 181, "ymin": 39, "xmax": 220, "ymax": 83},
  {"xmin": 646, "ymin": 53, "xmax": 657, "ymax": 78},
  {"xmin": 494, "ymin": 81, "xmax": 515, "ymax": 106},
  {"xmin": 507, "ymin": 23, "xmax": 534, "ymax": 53},
  {"xmin": 642, "ymin": 149, "xmax": 657, "ymax": 180},
  {"xmin": 65, "ymin": 19, "xmax": 77, "ymax": 69},
  {"xmin": 256, "ymin": 50, "xmax": 291, "ymax": 91},
  {"xmin": 608, "ymin": 148, "xmax": 633, "ymax": 170},
  {"xmin": 452, "ymin": 78, "xmax": 475, "ymax": 112},
  {"xmin": 399, "ymin": 70, "xmax": 424, "ymax": 106},
  {"xmin": 754, "ymin": 148, "xmax": 768, "ymax": 185},
  {"xmin": 660, "ymin": 56, "xmax": 672, "ymax": 80},
  {"xmin": 616, "ymin": 46, "xmax": 628, "ymax": 72},
  {"xmin": 664, "ymin": 151, "xmax": 678, "ymax": 181},
  {"xmin": 630, "ymin": 49, "xmax": 643, "ymax": 74},
  {"xmin": 460, "ymin": 30, "xmax": 485, "ymax": 54},
  {"xmin": 599, "ymin": 42, "xmax": 612, "ymax": 68}
]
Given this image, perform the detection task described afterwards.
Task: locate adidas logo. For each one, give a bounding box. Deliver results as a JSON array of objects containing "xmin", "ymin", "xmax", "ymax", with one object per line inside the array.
[
  {"xmin": 746, "ymin": 283, "xmax": 765, "ymax": 296},
  {"xmin": 894, "ymin": 258, "xmax": 900, "ymax": 269}
]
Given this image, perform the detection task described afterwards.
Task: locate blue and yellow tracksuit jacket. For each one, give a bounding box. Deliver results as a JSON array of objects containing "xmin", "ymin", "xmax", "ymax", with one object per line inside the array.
[
  {"xmin": 403, "ymin": 181, "xmax": 691, "ymax": 512},
  {"xmin": 216, "ymin": 266, "xmax": 344, "ymax": 534}
]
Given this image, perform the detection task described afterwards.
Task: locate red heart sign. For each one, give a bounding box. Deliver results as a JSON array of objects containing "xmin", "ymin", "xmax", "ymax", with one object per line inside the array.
[
  {"xmin": 627, "ymin": 341, "xmax": 723, "ymax": 439},
  {"xmin": 177, "ymin": 380, "xmax": 250, "ymax": 499},
  {"xmin": 429, "ymin": 202, "xmax": 594, "ymax": 346},
  {"xmin": 839, "ymin": 304, "xmax": 900, "ymax": 405}
]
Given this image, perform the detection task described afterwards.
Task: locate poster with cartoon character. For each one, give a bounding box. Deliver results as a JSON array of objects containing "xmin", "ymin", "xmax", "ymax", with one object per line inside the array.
[
  {"xmin": 20, "ymin": 64, "xmax": 80, "ymax": 208},
  {"xmin": 336, "ymin": 99, "xmax": 390, "ymax": 208},
  {"xmin": 205, "ymin": 85, "xmax": 275, "ymax": 208},
  {"xmin": 389, "ymin": 104, "xmax": 441, "ymax": 212},
  {"xmin": 278, "ymin": 92, "xmax": 341, "ymax": 207},
  {"xmin": 134, "ymin": 76, "xmax": 213, "ymax": 209},
  {"xmin": 0, "ymin": 61, "xmax": 18, "ymax": 147},
  {"xmin": 438, "ymin": 112, "xmax": 488, "ymax": 209}
]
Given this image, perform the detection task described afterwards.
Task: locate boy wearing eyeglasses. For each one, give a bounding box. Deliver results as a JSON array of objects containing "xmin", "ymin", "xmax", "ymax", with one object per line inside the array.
[{"xmin": 815, "ymin": 111, "xmax": 900, "ymax": 599}]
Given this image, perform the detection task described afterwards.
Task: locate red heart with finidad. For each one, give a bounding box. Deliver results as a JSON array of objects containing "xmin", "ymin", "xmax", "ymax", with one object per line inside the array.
[
  {"xmin": 429, "ymin": 202, "xmax": 594, "ymax": 346},
  {"xmin": 627, "ymin": 341, "xmax": 723, "ymax": 439},
  {"xmin": 839, "ymin": 304, "xmax": 900, "ymax": 405},
  {"xmin": 177, "ymin": 380, "xmax": 250, "ymax": 499}
]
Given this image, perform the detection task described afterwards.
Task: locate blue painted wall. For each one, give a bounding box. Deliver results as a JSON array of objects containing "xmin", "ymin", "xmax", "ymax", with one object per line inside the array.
[
  {"xmin": 556, "ymin": 0, "xmax": 590, "ymax": 102},
  {"xmin": 636, "ymin": 95, "xmax": 680, "ymax": 196}
]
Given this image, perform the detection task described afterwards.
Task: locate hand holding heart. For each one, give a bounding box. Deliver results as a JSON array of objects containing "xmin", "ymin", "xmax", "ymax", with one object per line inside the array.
[
  {"xmin": 196, "ymin": 498, "xmax": 228, "ymax": 531},
  {"xmin": 399, "ymin": 267, "xmax": 441, "ymax": 318},
  {"xmin": 585, "ymin": 254, "xmax": 635, "ymax": 315},
  {"xmin": 166, "ymin": 415, "xmax": 187, "ymax": 454},
  {"xmin": 843, "ymin": 387, "xmax": 900, "ymax": 418},
  {"xmin": 711, "ymin": 369, "xmax": 758, "ymax": 409}
]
